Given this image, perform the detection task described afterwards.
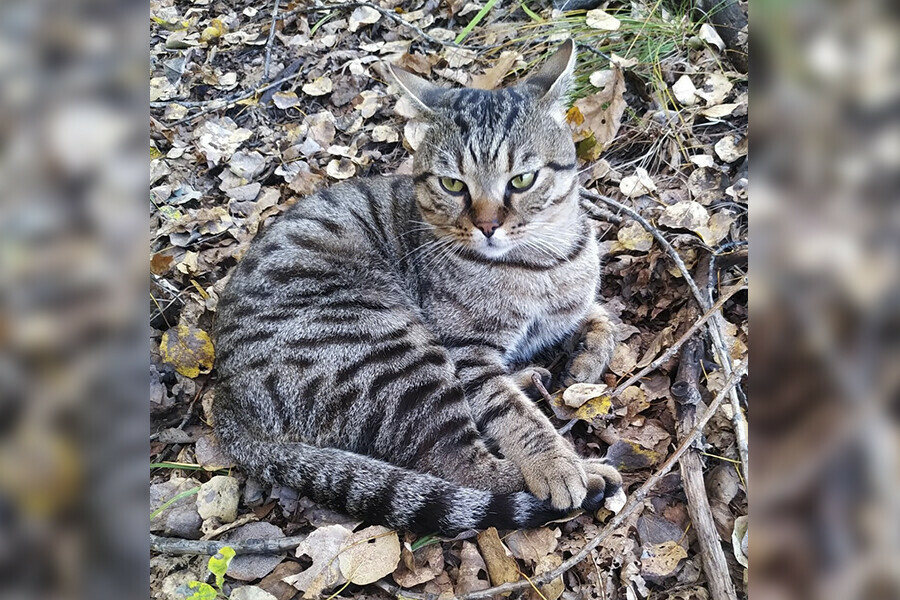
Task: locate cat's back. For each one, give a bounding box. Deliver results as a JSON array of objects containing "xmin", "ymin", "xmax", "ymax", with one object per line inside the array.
[{"xmin": 214, "ymin": 175, "xmax": 415, "ymax": 375}]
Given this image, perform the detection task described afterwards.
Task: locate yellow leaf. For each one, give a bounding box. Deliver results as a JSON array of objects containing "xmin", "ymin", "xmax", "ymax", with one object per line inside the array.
[
  {"xmin": 161, "ymin": 324, "xmax": 215, "ymax": 378},
  {"xmin": 572, "ymin": 395, "xmax": 613, "ymax": 422}
]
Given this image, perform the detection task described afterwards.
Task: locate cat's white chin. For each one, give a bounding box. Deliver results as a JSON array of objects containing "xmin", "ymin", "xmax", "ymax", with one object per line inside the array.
[{"xmin": 472, "ymin": 230, "xmax": 515, "ymax": 259}]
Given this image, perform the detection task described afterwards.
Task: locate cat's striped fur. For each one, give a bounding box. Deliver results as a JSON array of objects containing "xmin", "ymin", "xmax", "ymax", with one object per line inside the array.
[{"xmin": 214, "ymin": 41, "xmax": 621, "ymax": 535}]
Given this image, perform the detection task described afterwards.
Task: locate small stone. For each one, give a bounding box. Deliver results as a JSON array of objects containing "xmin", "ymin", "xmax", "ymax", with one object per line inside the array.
[
  {"xmin": 151, "ymin": 477, "xmax": 202, "ymax": 536},
  {"xmin": 223, "ymin": 522, "xmax": 286, "ymax": 581},
  {"xmin": 196, "ymin": 475, "xmax": 240, "ymax": 523},
  {"xmin": 229, "ymin": 586, "xmax": 278, "ymax": 600}
]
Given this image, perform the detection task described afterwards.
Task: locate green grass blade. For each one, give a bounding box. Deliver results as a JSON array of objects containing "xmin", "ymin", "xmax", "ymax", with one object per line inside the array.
[
  {"xmin": 151, "ymin": 461, "xmax": 205, "ymax": 470},
  {"xmin": 520, "ymin": 2, "xmax": 544, "ymax": 23},
  {"xmin": 454, "ymin": 0, "xmax": 499, "ymax": 44},
  {"xmin": 151, "ymin": 486, "xmax": 200, "ymax": 520}
]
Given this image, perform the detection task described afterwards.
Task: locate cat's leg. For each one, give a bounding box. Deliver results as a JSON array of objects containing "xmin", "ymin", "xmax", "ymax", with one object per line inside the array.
[
  {"xmin": 451, "ymin": 346, "xmax": 588, "ymax": 511},
  {"xmin": 562, "ymin": 303, "xmax": 617, "ymax": 386},
  {"xmin": 509, "ymin": 365, "xmax": 552, "ymax": 399}
]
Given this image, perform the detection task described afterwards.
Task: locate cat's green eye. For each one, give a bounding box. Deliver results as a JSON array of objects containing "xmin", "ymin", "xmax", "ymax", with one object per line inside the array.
[
  {"xmin": 439, "ymin": 177, "xmax": 466, "ymax": 194},
  {"xmin": 509, "ymin": 171, "xmax": 537, "ymax": 191}
]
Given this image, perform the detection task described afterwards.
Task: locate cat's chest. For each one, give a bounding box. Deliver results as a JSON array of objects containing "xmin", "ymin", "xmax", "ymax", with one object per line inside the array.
[{"xmin": 422, "ymin": 247, "xmax": 599, "ymax": 358}]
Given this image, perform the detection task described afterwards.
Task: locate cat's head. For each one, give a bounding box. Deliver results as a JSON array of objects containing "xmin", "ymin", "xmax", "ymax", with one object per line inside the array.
[{"xmin": 389, "ymin": 41, "xmax": 581, "ymax": 260}]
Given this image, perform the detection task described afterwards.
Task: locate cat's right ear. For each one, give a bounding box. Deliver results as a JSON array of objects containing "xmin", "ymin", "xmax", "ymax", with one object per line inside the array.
[{"xmin": 386, "ymin": 63, "xmax": 444, "ymax": 114}]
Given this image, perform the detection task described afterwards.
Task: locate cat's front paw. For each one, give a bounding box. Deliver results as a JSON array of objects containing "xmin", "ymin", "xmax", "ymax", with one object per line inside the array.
[
  {"xmin": 520, "ymin": 449, "xmax": 588, "ymax": 511},
  {"xmin": 580, "ymin": 458, "xmax": 624, "ymax": 512},
  {"xmin": 562, "ymin": 348, "xmax": 612, "ymax": 387},
  {"xmin": 510, "ymin": 366, "xmax": 552, "ymax": 400}
]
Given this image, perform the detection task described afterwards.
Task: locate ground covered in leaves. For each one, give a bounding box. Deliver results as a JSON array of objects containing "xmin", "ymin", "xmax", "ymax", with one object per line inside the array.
[{"xmin": 150, "ymin": 1, "xmax": 748, "ymax": 599}]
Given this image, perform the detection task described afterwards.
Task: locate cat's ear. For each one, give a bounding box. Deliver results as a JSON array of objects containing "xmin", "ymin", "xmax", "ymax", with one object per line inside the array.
[
  {"xmin": 386, "ymin": 63, "xmax": 444, "ymax": 114},
  {"xmin": 525, "ymin": 39, "xmax": 576, "ymax": 117}
]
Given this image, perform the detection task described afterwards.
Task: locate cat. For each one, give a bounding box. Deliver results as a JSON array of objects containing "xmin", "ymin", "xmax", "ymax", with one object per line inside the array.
[{"xmin": 213, "ymin": 40, "xmax": 622, "ymax": 535}]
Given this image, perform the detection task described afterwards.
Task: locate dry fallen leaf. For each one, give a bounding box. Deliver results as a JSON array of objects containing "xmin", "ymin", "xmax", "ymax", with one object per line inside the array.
[
  {"xmin": 585, "ymin": 9, "xmax": 621, "ymax": 30},
  {"xmin": 619, "ymin": 167, "xmax": 657, "ymax": 198},
  {"xmin": 272, "ymin": 91, "xmax": 300, "ymax": 109},
  {"xmin": 471, "ymin": 51, "xmax": 518, "ymax": 90},
  {"xmin": 338, "ymin": 525, "xmax": 401, "ymax": 585},
  {"xmin": 286, "ymin": 524, "xmax": 352, "ymax": 598},
  {"xmin": 714, "ymin": 135, "xmax": 748, "ymax": 163},
  {"xmin": 506, "ymin": 528, "xmax": 559, "ymax": 566},
  {"xmin": 392, "ymin": 542, "xmax": 444, "ymax": 587},
  {"xmin": 456, "ymin": 541, "xmax": 490, "ymax": 595},
  {"xmin": 569, "ymin": 67, "xmax": 627, "ymax": 152},
  {"xmin": 617, "ymin": 220, "xmax": 654, "ymax": 251},
  {"xmin": 658, "ymin": 201, "xmax": 710, "ymax": 232},
  {"xmin": 672, "ymin": 75, "xmax": 699, "ymax": 106},
  {"xmin": 699, "ymin": 23, "xmax": 726, "ymax": 52},
  {"xmin": 326, "ymin": 158, "xmax": 356, "ymax": 180},
  {"xmin": 160, "ymin": 324, "xmax": 215, "ymax": 377},
  {"xmin": 348, "ymin": 5, "xmax": 380, "ymax": 31},
  {"xmin": 302, "ymin": 76, "xmax": 333, "ymax": 97},
  {"xmin": 476, "ymin": 527, "xmax": 520, "ymax": 587},
  {"xmin": 529, "ymin": 553, "xmax": 564, "ymax": 600},
  {"xmin": 641, "ymin": 541, "xmax": 687, "ymax": 578},
  {"xmin": 562, "ymin": 383, "xmax": 609, "ymax": 408}
]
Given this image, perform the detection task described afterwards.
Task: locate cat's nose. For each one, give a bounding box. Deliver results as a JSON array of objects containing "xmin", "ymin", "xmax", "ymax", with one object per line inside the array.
[{"xmin": 475, "ymin": 220, "xmax": 501, "ymax": 238}]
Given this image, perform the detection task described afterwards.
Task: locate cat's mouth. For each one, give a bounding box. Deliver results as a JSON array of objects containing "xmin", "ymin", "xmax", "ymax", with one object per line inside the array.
[{"xmin": 470, "ymin": 228, "xmax": 515, "ymax": 258}]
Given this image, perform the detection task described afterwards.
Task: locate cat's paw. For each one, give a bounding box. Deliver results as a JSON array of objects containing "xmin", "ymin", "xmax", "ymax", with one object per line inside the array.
[
  {"xmin": 561, "ymin": 341, "xmax": 614, "ymax": 387},
  {"xmin": 510, "ymin": 366, "xmax": 552, "ymax": 400},
  {"xmin": 520, "ymin": 449, "xmax": 588, "ymax": 510},
  {"xmin": 581, "ymin": 458, "xmax": 624, "ymax": 512}
]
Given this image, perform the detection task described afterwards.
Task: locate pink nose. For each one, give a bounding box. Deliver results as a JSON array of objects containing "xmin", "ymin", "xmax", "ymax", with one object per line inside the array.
[{"xmin": 475, "ymin": 221, "xmax": 501, "ymax": 238}]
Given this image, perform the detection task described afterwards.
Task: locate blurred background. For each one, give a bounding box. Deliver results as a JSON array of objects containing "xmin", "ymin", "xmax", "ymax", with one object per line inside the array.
[
  {"xmin": 0, "ymin": 0, "xmax": 898, "ymax": 598},
  {"xmin": 752, "ymin": 0, "xmax": 900, "ymax": 598}
]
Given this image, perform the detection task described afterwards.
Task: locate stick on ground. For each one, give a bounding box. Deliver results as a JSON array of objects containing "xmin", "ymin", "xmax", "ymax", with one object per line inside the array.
[{"xmin": 672, "ymin": 337, "xmax": 738, "ymax": 600}]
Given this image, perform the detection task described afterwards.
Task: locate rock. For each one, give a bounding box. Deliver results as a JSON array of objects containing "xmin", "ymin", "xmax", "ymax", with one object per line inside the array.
[
  {"xmin": 151, "ymin": 477, "xmax": 202, "ymax": 538},
  {"xmin": 222, "ymin": 522, "xmax": 286, "ymax": 581},
  {"xmin": 195, "ymin": 432, "xmax": 235, "ymax": 471},
  {"xmin": 196, "ymin": 475, "xmax": 240, "ymax": 523},
  {"xmin": 230, "ymin": 586, "xmax": 278, "ymax": 600},
  {"xmin": 157, "ymin": 570, "xmax": 201, "ymax": 600}
]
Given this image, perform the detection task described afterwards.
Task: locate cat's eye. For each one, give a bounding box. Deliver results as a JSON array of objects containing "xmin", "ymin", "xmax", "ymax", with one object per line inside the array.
[
  {"xmin": 439, "ymin": 177, "xmax": 467, "ymax": 195},
  {"xmin": 508, "ymin": 171, "xmax": 538, "ymax": 192}
]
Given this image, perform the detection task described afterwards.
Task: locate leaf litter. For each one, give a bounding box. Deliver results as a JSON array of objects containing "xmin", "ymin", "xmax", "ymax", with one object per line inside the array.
[{"xmin": 151, "ymin": 0, "xmax": 749, "ymax": 598}]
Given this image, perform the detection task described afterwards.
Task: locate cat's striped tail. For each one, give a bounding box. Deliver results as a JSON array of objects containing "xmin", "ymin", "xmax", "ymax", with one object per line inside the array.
[{"xmin": 217, "ymin": 425, "xmax": 572, "ymax": 535}]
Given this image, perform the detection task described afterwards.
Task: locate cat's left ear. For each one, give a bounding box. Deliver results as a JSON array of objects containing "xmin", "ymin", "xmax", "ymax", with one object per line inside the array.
[
  {"xmin": 386, "ymin": 63, "xmax": 444, "ymax": 115},
  {"xmin": 525, "ymin": 39, "xmax": 576, "ymax": 118}
]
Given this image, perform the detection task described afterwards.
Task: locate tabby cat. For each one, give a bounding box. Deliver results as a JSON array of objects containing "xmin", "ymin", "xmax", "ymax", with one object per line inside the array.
[{"xmin": 214, "ymin": 40, "xmax": 622, "ymax": 535}]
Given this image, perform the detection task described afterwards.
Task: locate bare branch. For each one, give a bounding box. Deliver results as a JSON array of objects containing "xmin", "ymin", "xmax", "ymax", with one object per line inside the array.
[
  {"xmin": 150, "ymin": 533, "xmax": 307, "ymax": 556},
  {"xmin": 263, "ymin": 0, "xmax": 281, "ymax": 80}
]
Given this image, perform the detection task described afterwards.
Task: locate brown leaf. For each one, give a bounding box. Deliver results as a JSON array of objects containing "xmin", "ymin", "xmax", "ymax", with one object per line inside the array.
[
  {"xmin": 456, "ymin": 541, "xmax": 490, "ymax": 595},
  {"xmin": 392, "ymin": 542, "xmax": 444, "ymax": 587},
  {"xmin": 641, "ymin": 541, "xmax": 687, "ymax": 578},
  {"xmin": 338, "ymin": 525, "xmax": 401, "ymax": 585},
  {"xmin": 528, "ymin": 553, "xmax": 563, "ymax": 600},
  {"xmin": 471, "ymin": 52, "xmax": 518, "ymax": 90},
  {"xmin": 570, "ymin": 67, "xmax": 627, "ymax": 150},
  {"xmin": 506, "ymin": 528, "xmax": 559, "ymax": 566},
  {"xmin": 475, "ymin": 528, "xmax": 519, "ymax": 586}
]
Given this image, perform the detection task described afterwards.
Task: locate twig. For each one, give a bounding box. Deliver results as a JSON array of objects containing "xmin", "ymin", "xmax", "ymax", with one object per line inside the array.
[
  {"xmin": 382, "ymin": 358, "xmax": 748, "ymax": 599},
  {"xmin": 150, "ymin": 533, "xmax": 307, "ymax": 556},
  {"xmin": 263, "ymin": 0, "xmax": 281, "ymax": 80},
  {"xmin": 580, "ymin": 189, "xmax": 749, "ymax": 482},
  {"xmin": 672, "ymin": 337, "xmax": 738, "ymax": 600},
  {"xmin": 610, "ymin": 279, "xmax": 747, "ymax": 398}
]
